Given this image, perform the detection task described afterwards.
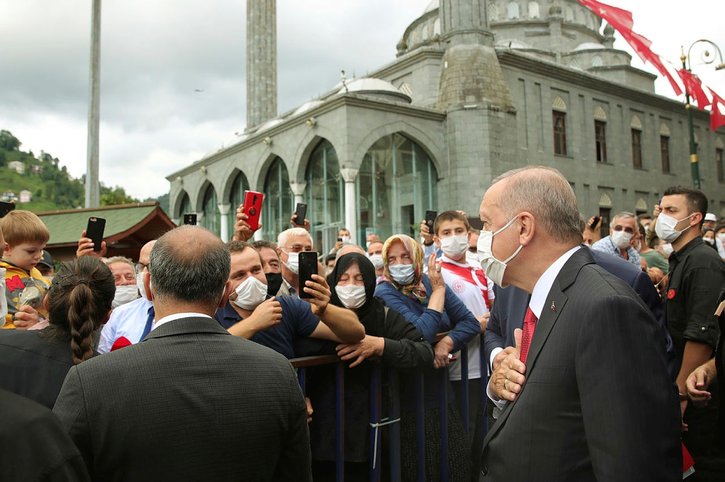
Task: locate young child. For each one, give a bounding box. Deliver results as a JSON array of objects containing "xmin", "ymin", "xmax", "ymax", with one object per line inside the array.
[{"xmin": 0, "ymin": 210, "xmax": 50, "ymax": 329}]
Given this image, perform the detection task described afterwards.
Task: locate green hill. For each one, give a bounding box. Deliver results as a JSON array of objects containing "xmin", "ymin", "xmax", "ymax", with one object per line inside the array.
[{"xmin": 0, "ymin": 129, "xmax": 164, "ymax": 213}]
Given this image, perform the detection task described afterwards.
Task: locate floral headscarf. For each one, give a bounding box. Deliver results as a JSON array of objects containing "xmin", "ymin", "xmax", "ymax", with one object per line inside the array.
[{"xmin": 381, "ymin": 234, "xmax": 428, "ymax": 303}]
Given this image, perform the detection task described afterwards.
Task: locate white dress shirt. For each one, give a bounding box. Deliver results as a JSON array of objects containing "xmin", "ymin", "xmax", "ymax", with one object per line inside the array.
[
  {"xmin": 98, "ymin": 296, "xmax": 154, "ymax": 354},
  {"xmin": 152, "ymin": 312, "xmax": 213, "ymax": 331}
]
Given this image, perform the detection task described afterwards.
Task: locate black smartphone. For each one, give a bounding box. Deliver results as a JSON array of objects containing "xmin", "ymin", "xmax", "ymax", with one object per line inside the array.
[
  {"xmin": 294, "ymin": 203, "xmax": 307, "ymax": 226},
  {"xmin": 298, "ymin": 251, "xmax": 318, "ymax": 299},
  {"xmin": 425, "ymin": 210, "xmax": 437, "ymax": 231},
  {"xmin": 0, "ymin": 201, "xmax": 15, "ymax": 218},
  {"xmin": 183, "ymin": 213, "xmax": 197, "ymax": 225},
  {"xmin": 589, "ymin": 216, "xmax": 600, "ymax": 228},
  {"xmin": 86, "ymin": 217, "xmax": 106, "ymax": 252}
]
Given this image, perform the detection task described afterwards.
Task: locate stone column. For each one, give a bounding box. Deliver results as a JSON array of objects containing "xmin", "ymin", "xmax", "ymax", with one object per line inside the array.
[
  {"xmin": 340, "ymin": 168, "xmax": 359, "ymax": 245},
  {"xmin": 289, "ymin": 181, "xmax": 307, "ymax": 207},
  {"xmin": 218, "ymin": 203, "xmax": 231, "ymax": 242},
  {"xmin": 246, "ymin": 0, "xmax": 277, "ymax": 129}
]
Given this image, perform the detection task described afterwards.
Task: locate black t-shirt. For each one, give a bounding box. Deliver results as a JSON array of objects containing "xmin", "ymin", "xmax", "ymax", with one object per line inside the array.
[{"xmin": 665, "ymin": 236, "xmax": 725, "ymax": 364}]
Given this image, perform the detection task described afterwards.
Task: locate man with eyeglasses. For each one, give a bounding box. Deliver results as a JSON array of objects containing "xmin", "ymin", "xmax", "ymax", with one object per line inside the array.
[
  {"xmin": 591, "ymin": 211, "xmax": 641, "ymax": 266},
  {"xmin": 276, "ymin": 227, "xmax": 314, "ymax": 297},
  {"xmin": 98, "ymin": 240, "xmax": 156, "ymax": 354}
]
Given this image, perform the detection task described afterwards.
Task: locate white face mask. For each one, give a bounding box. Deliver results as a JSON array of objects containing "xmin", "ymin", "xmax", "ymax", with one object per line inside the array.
[
  {"xmin": 660, "ymin": 242, "xmax": 674, "ymax": 258},
  {"xmin": 476, "ymin": 216, "xmax": 523, "ymax": 288},
  {"xmin": 335, "ymin": 284, "xmax": 367, "ymax": 309},
  {"xmin": 368, "ymin": 253, "xmax": 384, "ymax": 270},
  {"xmin": 136, "ymin": 271, "xmax": 147, "ymax": 300},
  {"xmin": 703, "ymin": 237, "xmax": 715, "ymax": 246},
  {"xmin": 112, "ymin": 284, "xmax": 140, "ymax": 308},
  {"xmin": 283, "ymin": 251, "xmax": 299, "ymax": 275},
  {"xmin": 610, "ymin": 230, "xmax": 633, "ymax": 249},
  {"xmin": 232, "ymin": 275, "xmax": 268, "ymax": 311},
  {"xmin": 440, "ymin": 234, "xmax": 469, "ymax": 259},
  {"xmin": 718, "ymin": 233, "xmax": 725, "ymax": 242},
  {"xmin": 654, "ymin": 213, "xmax": 694, "ymax": 243},
  {"xmin": 341, "ymin": 236, "xmax": 351, "ymax": 244},
  {"xmin": 388, "ymin": 263, "xmax": 415, "ymax": 286}
]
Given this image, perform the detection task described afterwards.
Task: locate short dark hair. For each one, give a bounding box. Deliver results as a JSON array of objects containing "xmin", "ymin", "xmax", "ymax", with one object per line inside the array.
[
  {"xmin": 251, "ymin": 240, "xmax": 278, "ymax": 251},
  {"xmin": 663, "ymin": 186, "xmax": 708, "ymax": 226},
  {"xmin": 433, "ymin": 210, "xmax": 470, "ymax": 235},
  {"xmin": 149, "ymin": 226, "xmax": 229, "ymax": 306}
]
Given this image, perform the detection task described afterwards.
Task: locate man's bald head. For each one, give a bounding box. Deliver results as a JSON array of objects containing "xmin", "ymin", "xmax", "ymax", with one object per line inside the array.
[
  {"xmin": 490, "ymin": 166, "xmax": 582, "ymax": 245},
  {"xmin": 336, "ymin": 244, "xmax": 365, "ymax": 260},
  {"xmin": 149, "ymin": 226, "xmax": 230, "ymax": 309}
]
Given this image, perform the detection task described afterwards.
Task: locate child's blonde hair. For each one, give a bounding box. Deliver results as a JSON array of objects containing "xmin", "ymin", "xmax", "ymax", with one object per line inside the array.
[{"xmin": 0, "ymin": 210, "xmax": 50, "ymax": 246}]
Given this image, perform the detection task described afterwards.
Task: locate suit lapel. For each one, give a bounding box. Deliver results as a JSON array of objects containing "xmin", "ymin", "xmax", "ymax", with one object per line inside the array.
[{"xmin": 482, "ymin": 248, "xmax": 595, "ymax": 449}]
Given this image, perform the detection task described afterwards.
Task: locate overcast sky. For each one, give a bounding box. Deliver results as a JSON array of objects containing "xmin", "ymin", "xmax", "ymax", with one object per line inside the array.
[{"xmin": 1, "ymin": 0, "xmax": 723, "ymax": 201}]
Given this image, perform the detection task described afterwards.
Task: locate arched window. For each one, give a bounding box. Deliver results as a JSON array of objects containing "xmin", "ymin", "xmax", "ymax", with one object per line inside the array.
[
  {"xmin": 528, "ymin": 2, "xmax": 540, "ymax": 18},
  {"xmin": 507, "ymin": 2, "xmax": 520, "ymax": 20},
  {"xmin": 227, "ymin": 171, "xmax": 249, "ymax": 233},
  {"xmin": 262, "ymin": 157, "xmax": 294, "ymax": 241},
  {"xmin": 177, "ymin": 192, "xmax": 191, "ymax": 221},
  {"xmin": 201, "ymin": 184, "xmax": 219, "ymax": 236},
  {"xmin": 356, "ymin": 133, "xmax": 438, "ymax": 240},
  {"xmin": 305, "ymin": 139, "xmax": 343, "ymax": 252}
]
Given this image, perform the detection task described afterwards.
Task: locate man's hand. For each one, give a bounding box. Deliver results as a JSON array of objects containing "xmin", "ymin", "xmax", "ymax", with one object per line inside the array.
[
  {"xmin": 290, "ymin": 213, "xmax": 311, "ymax": 232},
  {"xmin": 305, "ymin": 397, "xmax": 314, "ymax": 424},
  {"xmin": 245, "ymin": 297, "xmax": 283, "ymax": 332},
  {"xmin": 232, "ymin": 204, "xmax": 260, "ymax": 242},
  {"xmin": 76, "ymin": 229, "xmax": 107, "ymax": 258},
  {"xmin": 490, "ymin": 328, "xmax": 527, "ymax": 402},
  {"xmin": 582, "ymin": 216, "xmax": 602, "ymax": 246},
  {"xmin": 304, "ymin": 274, "xmax": 330, "ymax": 317},
  {"xmin": 478, "ymin": 312, "xmax": 490, "ymax": 333},
  {"xmin": 336, "ymin": 335, "xmax": 385, "ymax": 367},
  {"xmin": 433, "ymin": 335, "xmax": 455, "ymax": 368},
  {"xmin": 13, "ymin": 305, "xmax": 41, "ymax": 329},
  {"xmin": 686, "ymin": 359, "xmax": 716, "ymax": 406},
  {"xmin": 420, "ymin": 220, "xmax": 433, "ymax": 246}
]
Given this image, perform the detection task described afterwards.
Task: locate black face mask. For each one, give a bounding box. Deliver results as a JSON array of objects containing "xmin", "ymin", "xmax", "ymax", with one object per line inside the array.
[{"xmin": 265, "ymin": 272, "xmax": 283, "ymax": 297}]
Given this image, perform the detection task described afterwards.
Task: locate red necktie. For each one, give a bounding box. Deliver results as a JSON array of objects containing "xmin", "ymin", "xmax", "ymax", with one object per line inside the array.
[{"xmin": 520, "ymin": 307, "xmax": 538, "ymax": 364}]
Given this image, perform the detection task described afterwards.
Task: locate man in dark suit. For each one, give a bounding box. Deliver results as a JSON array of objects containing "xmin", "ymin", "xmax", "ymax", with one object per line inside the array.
[
  {"xmin": 484, "ymin": 245, "xmax": 676, "ymax": 384},
  {"xmin": 477, "ymin": 166, "xmax": 680, "ymax": 481},
  {"xmin": 53, "ymin": 226, "xmax": 311, "ymax": 481}
]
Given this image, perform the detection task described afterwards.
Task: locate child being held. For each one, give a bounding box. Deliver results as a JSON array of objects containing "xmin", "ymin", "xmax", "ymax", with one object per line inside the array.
[{"xmin": 0, "ymin": 211, "xmax": 50, "ymax": 329}]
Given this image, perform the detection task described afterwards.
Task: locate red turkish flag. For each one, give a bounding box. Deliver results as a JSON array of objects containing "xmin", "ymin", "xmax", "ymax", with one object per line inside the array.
[
  {"xmin": 708, "ymin": 88, "xmax": 725, "ymax": 132},
  {"xmin": 678, "ymin": 69, "xmax": 712, "ymax": 110},
  {"xmin": 577, "ymin": 0, "xmax": 683, "ymax": 97}
]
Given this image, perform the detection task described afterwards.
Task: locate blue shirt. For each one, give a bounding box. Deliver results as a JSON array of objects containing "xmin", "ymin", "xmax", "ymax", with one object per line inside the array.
[
  {"xmin": 374, "ymin": 275, "xmax": 480, "ymax": 351},
  {"xmin": 591, "ymin": 235, "xmax": 641, "ymax": 266},
  {"xmin": 214, "ymin": 295, "xmax": 319, "ymax": 359}
]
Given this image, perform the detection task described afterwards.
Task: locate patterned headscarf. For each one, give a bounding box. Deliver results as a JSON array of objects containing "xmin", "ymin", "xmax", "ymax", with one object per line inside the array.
[{"xmin": 381, "ymin": 234, "xmax": 428, "ymax": 303}]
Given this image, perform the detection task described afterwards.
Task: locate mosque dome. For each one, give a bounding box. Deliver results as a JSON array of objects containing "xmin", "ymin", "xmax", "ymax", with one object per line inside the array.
[
  {"xmin": 573, "ymin": 42, "xmax": 607, "ymax": 51},
  {"xmin": 338, "ymin": 78, "xmax": 412, "ymax": 103},
  {"xmin": 293, "ymin": 100, "xmax": 325, "ymax": 116}
]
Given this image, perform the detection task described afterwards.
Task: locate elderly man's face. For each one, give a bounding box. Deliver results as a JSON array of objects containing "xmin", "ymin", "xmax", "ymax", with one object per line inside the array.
[
  {"xmin": 278, "ymin": 234, "xmax": 313, "ymax": 264},
  {"xmin": 109, "ymin": 262, "xmax": 136, "ymax": 286},
  {"xmin": 478, "ymin": 180, "xmax": 521, "ymax": 283},
  {"xmin": 258, "ymin": 247, "xmax": 281, "ymax": 274},
  {"xmin": 610, "ymin": 216, "xmax": 637, "ymax": 241}
]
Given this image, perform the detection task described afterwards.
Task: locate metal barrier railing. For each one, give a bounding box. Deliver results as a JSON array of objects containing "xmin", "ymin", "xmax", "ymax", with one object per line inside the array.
[{"xmin": 291, "ymin": 334, "xmax": 487, "ymax": 482}]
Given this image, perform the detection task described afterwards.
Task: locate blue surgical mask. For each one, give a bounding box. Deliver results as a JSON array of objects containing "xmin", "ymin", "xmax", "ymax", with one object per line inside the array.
[{"xmin": 388, "ymin": 263, "xmax": 415, "ymax": 286}]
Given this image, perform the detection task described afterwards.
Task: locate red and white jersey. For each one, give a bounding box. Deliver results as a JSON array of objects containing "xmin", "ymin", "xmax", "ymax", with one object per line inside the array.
[{"xmin": 439, "ymin": 254, "xmax": 495, "ymax": 380}]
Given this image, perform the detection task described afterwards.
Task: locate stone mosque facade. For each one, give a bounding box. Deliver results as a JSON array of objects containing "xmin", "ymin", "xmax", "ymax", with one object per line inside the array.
[{"xmin": 167, "ymin": 0, "xmax": 725, "ymax": 251}]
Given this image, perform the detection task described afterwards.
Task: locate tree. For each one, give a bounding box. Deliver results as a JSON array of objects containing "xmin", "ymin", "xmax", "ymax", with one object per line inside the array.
[
  {"xmin": 0, "ymin": 130, "xmax": 21, "ymax": 151},
  {"xmin": 100, "ymin": 185, "xmax": 139, "ymax": 206}
]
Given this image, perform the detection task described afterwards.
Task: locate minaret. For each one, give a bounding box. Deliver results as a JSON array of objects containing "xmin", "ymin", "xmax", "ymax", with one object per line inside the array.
[
  {"xmin": 246, "ymin": 0, "xmax": 277, "ymax": 129},
  {"xmin": 437, "ymin": 0, "xmax": 516, "ymax": 213}
]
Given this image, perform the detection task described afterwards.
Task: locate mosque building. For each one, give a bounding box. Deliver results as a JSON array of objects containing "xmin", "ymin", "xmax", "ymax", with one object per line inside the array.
[{"xmin": 167, "ymin": 0, "xmax": 725, "ymax": 249}]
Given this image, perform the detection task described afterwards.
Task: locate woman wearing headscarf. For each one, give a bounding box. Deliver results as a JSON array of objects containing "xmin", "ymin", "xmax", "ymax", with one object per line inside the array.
[
  {"xmin": 374, "ymin": 234, "xmax": 480, "ymax": 482},
  {"xmin": 0, "ymin": 256, "xmax": 115, "ymax": 408},
  {"xmin": 307, "ymin": 253, "xmax": 433, "ymax": 481}
]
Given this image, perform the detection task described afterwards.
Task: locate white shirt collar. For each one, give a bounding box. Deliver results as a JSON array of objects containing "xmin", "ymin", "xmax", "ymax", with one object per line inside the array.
[
  {"xmin": 529, "ymin": 246, "xmax": 581, "ymax": 318},
  {"xmin": 152, "ymin": 312, "xmax": 213, "ymax": 331}
]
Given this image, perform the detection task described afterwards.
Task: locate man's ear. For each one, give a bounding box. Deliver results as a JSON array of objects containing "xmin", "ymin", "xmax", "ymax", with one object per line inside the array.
[
  {"xmin": 219, "ymin": 280, "xmax": 232, "ymax": 309},
  {"xmin": 143, "ymin": 271, "xmax": 153, "ymax": 301},
  {"xmin": 518, "ymin": 212, "xmax": 535, "ymax": 246},
  {"xmin": 433, "ymin": 235, "xmax": 441, "ymax": 247}
]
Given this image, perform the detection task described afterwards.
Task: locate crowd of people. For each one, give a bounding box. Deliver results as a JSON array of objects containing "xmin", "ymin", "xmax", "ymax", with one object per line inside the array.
[{"xmin": 0, "ymin": 165, "xmax": 723, "ymax": 481}]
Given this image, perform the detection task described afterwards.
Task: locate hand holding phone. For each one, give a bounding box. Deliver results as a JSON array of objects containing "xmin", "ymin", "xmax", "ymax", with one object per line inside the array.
[
  {"xmin": 183, "ymin": 213, "xmax": 197, "ymax": 226},
  {"xmin": 298, "ymin": 251, "xmax": 318, "ymax": 299},
  {"xmin": 86, "ymin": 217, "xmax": 106, "ymax": 252},
  {"xmin": 293, "ymin": 203, "xmax": 307, "ymax": 227},
  {"xmin": 243, "ymin": 191, "xmax": 264, "ymax": 232}
]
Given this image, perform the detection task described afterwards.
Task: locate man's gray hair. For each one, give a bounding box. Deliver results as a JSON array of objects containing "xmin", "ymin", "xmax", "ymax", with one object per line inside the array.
[
  {"xmin": 105, "ymin": 256, "xmax": 135, "ymax": 273},
  {"xmin": 277, "ymin": 227, "xmax": 312, "ymax": 249},
  {"xmin": 612, "ymin": 211, "xmax": 636, "ymax": 223},
  {"xmin": 491, "ymin": 166, "xmax": 582, "ymax": 244},
  {"xmin": 149, "ymin": 226, "xmax": 230, "ymax": 304}
]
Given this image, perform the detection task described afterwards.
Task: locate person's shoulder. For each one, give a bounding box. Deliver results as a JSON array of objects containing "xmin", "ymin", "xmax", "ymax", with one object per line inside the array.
[
  {"xmin": 0, "ymin": 388, "xmax": 56, "ymax": 430},
  {"xmin": 590, "ymin": 236, "xmax": 611, "ymax": 249},
  {"xmin": 277, "ymin": 295, "xmax": 311, "ymax": 314}
]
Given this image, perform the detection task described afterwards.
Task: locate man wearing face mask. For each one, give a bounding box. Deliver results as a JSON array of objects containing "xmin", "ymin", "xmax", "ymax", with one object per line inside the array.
[
  {"xmin": 329, "ymin": 228, "xmax": 352, "ymax": 256},
  {"xmin": 276, "ymin": 228, "xmax": 314, "ymax": 297},
  {"xmin": 104, "ymin": 257, "xmax": 140, "ymax": 309},
  {"xmin": 366, "ymin": 240, "xmax": 384, "ymax": 277},
  {"xmin": 657, "ymin": 186, "xmax": 725, "ymax": 479},
  {"xmin": 478, "ymin": 166, "xmax": 679, "ymax": 481},
  {"xmin": 591, "ymin": 211, "xmax": 641, "ymax": 266},
  {"xmin": 251, "ymin": 240, "xmax": 285, "ymax": 297},
  {"xmin": 97, "ymin": 241, "xmax": 156, "ymax": 354},
  {"xmin": 215, "ymin": 241, "xmax": 364, "ymax": 359}
]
